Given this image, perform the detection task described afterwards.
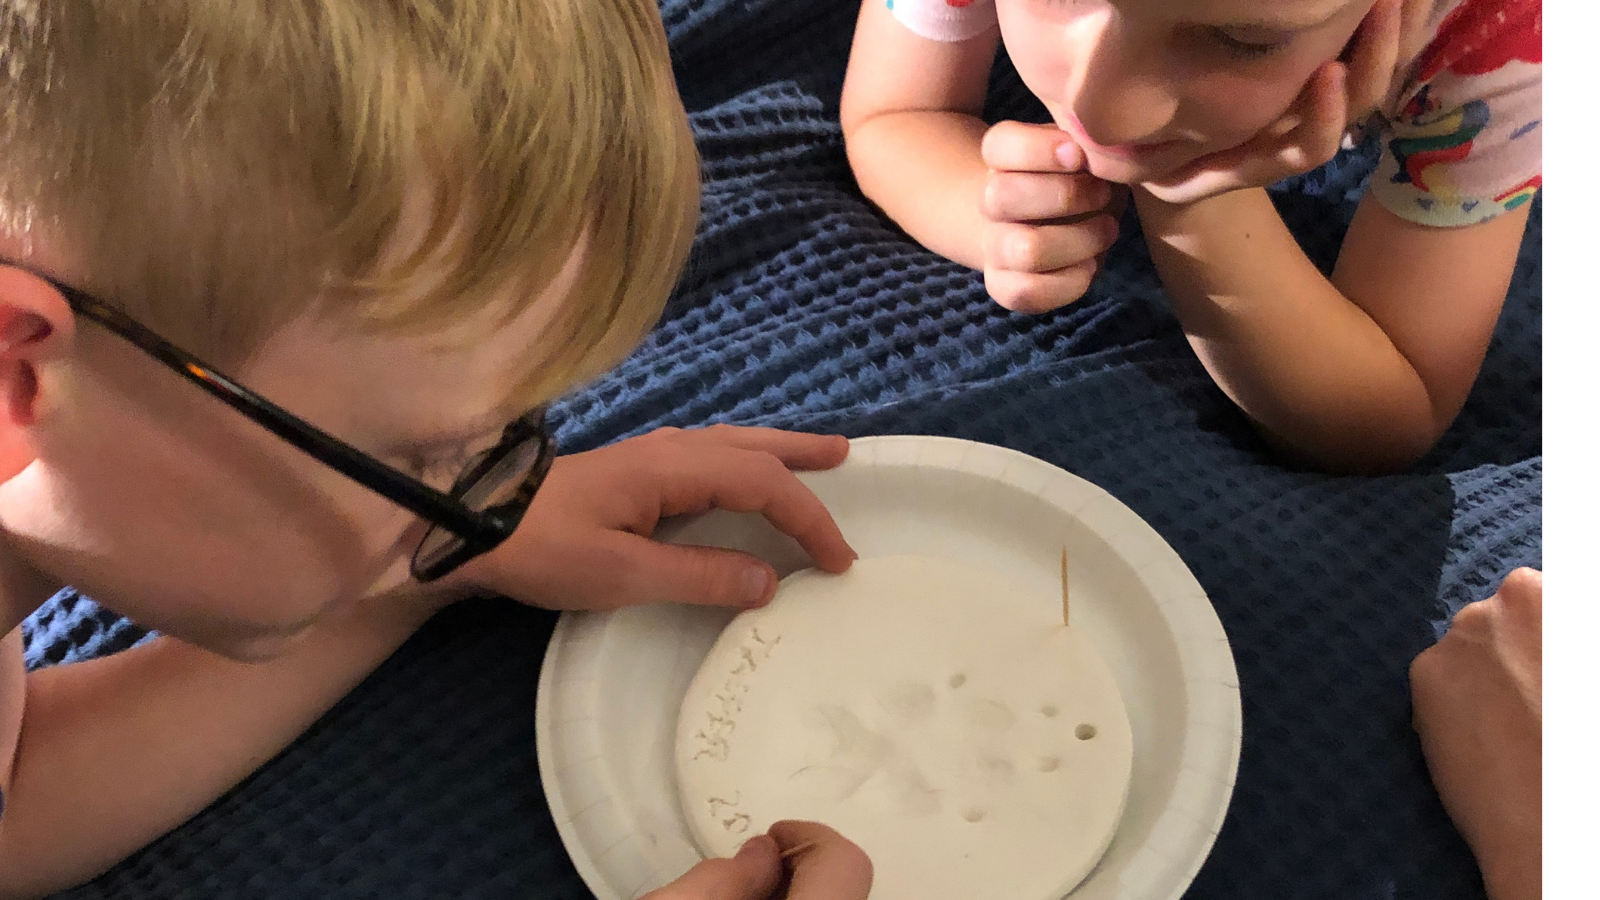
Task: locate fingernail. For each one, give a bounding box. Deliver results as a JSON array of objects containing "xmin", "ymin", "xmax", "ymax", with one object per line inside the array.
[
  {"xmin": 741, "ymin": 566, "xmax": 773, "ymax": 606},
  {"xmin": 1055, "ymin": 141, "xmax": 1082, "ymax": 169}
]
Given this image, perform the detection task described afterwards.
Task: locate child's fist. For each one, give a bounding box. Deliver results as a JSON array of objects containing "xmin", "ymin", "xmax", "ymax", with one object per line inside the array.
[
  {"xmin": 1410, "ymin": 567, "xmax": 1541, "ymax": 900},
  {"xmin": 979, "ymin": 121, "xmax": 1124, "ymax": 314}
]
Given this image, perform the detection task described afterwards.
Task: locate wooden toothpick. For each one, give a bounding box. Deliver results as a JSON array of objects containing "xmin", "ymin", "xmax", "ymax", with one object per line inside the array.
[
  {"xmin": 1060, "ymin": 546, "xmax": 1070, "ymax": 628},
  {"xmin": 780, "ymin": 840, "xmax": 821, "ymax": 860}
]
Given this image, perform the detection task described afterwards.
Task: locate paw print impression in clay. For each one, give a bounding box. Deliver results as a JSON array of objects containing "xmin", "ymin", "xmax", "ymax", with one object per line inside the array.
[
  {"xmin": 677, "ymin": 555, "xmax": 1133, "ymax": 900},
  {"xmin": 791, "ymin": 673, "xmax": 1101, "ymax": 825}
]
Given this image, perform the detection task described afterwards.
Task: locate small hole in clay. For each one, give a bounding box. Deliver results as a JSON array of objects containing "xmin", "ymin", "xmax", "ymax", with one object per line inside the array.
[
  {"xmin": 948, "ymin": 673, "xmax": 967, "ymax": 689},
  {"xmin": 962, "ymin": 807, "xmax": 986, "ymax": 823},
  {"xmin": 1037, "ymin": 756, "xmax": 1061, "ymax": 772},
  {"xmin": 1040, "ymin": 704, "xmax": 1058, "ymax": 718},
  {"xmin": 1075, "ymin": 723, "xmax": 1097, "ymax": 741}
]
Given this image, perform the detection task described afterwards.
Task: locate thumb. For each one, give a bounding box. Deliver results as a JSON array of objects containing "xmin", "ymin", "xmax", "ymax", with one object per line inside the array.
[
  {"xmin": 649, "ymin": 836, "xmax": 784, "ymax": 900},
  {"xmin": 609, "ymin": 533, "xmax": 779, "ymax": 609}
]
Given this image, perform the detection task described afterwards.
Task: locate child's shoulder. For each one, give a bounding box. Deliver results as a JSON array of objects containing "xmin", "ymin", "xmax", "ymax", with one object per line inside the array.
[
  {"xmin": 1368, "ymin": 0, "xmax": 1541, "ymax": 227},
  {"xmin": 886, "ymin": 0, "xmax": 997, "ymax": 42},
  {"xmin": 1403, "ymin": 0, "xmax": 1541, "ymax": 88}
]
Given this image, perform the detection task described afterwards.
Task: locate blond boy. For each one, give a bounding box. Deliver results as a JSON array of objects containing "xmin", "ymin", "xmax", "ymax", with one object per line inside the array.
[{"xmin": 0, "ymin": 3, "xmax": 870, "ymax": 897}]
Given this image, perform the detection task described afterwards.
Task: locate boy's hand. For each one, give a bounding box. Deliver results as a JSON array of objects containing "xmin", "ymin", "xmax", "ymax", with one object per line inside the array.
[
  {"xmin": 1140, "ymin": 0, "xmax": 1402, "ymax": 205},
  {"xmin": 979, "ymin": 121, "xmax": 1124, "ymax": 314},
  {"xmin": 1410, "ymin": 568, "xmax": 1542, "ymax": 900},
  {"xmin": 642, "ymin": 821, "xmax": 873, "ymax": 900},
  {"xmin": 455, "ymin": 426, "xmax": 856, "ymax": 611}
]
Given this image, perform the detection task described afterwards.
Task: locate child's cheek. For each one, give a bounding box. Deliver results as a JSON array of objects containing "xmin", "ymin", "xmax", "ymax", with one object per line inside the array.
[
  {"xmin": 994, "ymin": 1, "xmax": 1091, "ymax": 114},
  {"xmin": 1172, "ymin": 38, "xmax": 1340, "ymax": 150},
  {"xmin": 1000, "ymin": 26, "xmax": 1075, "ymax": 112},
  {"xmin": 1179, "ymin": 73, "xmax": 1305, "ymax": 144},
  {"xmin": 1000, "ymin": 21, "xmax": 1317, "ymax": 147}
]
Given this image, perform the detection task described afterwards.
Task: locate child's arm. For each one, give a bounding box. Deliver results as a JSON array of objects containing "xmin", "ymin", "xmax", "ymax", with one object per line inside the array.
[
  {"xmin": 1135, "ymin": 186, "xmax": 1531, "ymax": 473},
  {"xmin": 840, "ymin": 1, "xmax": 1118, "ymax": 310},
  {"xmin": 839, "ymin": 0, "xmax": 999, "ymax": 268},
  {"xmin": 0, "ymin": 589, "xmax": 445, "ymax": 898},
  {"xmin": 1128, "ymin": 0, "xmax": 1538, "ymax": 473}
]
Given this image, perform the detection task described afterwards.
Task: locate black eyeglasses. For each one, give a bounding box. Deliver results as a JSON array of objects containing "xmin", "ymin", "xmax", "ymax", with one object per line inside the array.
[{"xmin": 5, "ymin": 262, "xmax": 556, "ymax": 582}]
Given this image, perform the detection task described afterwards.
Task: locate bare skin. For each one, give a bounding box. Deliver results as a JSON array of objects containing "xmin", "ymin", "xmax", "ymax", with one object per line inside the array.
[
  {"xmin": 1411, "ymin": 568, "xmax": 1542, "ymax": 900},
  {"xmin": 0, "ymin": 226, "xmax": 865, "ymax": 898},
  {"xmin": 842, "ymin": 0, "xmax": 1534, "ymax": 473},
  {"xmin": 642, "ymin": 821, "xmax": 874, "ymax": 900}
]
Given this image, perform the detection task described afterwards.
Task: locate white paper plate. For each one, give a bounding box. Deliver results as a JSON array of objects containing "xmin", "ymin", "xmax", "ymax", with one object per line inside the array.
[{"xmin": 535, "ymin": 436, "xmax": 1241, "ymax": 900}]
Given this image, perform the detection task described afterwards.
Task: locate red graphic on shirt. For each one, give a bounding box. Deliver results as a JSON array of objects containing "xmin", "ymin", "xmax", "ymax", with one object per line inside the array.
[
  {"xmin": 1414, "ymin": 0, "xmax": 1541, "ymax": 83},
  {"xmin": 1493, "ymin": 173, "xmax": 1541, "ymax": 210},
  {"xmin": 945, "ymin": 0, "xmax": 975, "ymax": 6}
]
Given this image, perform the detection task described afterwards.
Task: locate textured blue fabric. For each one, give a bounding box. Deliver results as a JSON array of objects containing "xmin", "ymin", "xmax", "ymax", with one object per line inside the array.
[{"xmin": 28, "ymin": 1, "xmax": 1539, "ymax": 897}]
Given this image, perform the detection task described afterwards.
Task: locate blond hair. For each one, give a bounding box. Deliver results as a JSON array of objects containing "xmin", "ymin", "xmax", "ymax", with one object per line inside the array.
[{"xmin": 0, "ymin": 0, "xmax": 700, "ymax": 406}]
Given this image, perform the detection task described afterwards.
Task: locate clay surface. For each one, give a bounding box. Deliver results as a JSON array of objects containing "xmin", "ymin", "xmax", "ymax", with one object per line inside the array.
[{"xmin": 675, "ymin": 555, "xmax": 1134, "ymax": 900}]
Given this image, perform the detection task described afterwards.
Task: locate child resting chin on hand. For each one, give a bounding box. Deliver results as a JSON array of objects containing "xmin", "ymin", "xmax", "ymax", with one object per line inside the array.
[{"xmin": 841, "ymin": 0, "xmax": 1540, "ymax": 473}]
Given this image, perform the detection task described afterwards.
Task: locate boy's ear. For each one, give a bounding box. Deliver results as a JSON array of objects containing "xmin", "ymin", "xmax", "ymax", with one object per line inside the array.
[{"xmin": 0, "ymin": 265, "xmax": 77, "ymax": 481}]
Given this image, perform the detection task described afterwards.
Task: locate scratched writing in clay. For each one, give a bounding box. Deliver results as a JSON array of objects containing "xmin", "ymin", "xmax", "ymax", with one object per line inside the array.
[
  {"xmin": 691, "ymin": 629, "xmax": 781, "ymax": 765},
  {"xmin": 707, "ymin": 793, "xmax": 753, "ymax": 834}
]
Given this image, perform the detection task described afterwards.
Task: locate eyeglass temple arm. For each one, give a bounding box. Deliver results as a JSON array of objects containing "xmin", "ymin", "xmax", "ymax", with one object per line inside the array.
[{"xmin": 65, "ymin": 289, "xmax": 509, "ymax": 547}]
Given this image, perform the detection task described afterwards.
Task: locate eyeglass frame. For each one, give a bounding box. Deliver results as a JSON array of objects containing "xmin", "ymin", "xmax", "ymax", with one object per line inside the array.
[{"xmin": 0, "ymin": 260, "xmax": 556, "ymax": 582}]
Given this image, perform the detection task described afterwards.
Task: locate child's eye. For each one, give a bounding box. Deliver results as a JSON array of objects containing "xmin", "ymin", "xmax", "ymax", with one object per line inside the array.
[{"xmin": 1207, "ymin": 27, "xmax": 1286, "ymax": 59}]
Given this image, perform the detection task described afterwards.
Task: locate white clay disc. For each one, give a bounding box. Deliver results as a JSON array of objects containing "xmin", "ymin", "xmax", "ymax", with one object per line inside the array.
[{"xmin": 675, "ymin": 555, "xmax": 1133, "ymax": 900}]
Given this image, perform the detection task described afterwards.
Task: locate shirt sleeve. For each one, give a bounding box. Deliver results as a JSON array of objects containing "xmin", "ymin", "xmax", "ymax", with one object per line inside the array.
[
  {"xmin": 887, "ymin": 0, "xmax": 998, "ymax": 42},
  {"xmin": 1369, "ymin": 0, "xmax": 1541, "ymax": 227}
]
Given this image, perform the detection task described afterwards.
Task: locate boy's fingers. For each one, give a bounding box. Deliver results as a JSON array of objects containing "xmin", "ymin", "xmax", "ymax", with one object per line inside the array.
[
  {"xmin": 610, "ymin": 537, "xmax": 781, "ymax": 609},
  {"xmin": 985, "ymin": 216, "xmax": 1119, "ymax": 273},
  {"xmin": 983, "ymin": 170, "xmax": 1112, "ymax": 222},
  {"xmin": 769, "ymin": 821, "xmax": 874, "ymax": 900},
  {"xmin": 657, "ymin": 450, "xmax": 856, "ymax": 573},
  {"xmin": 646, "ymin": 835, "xmax": 784, "ymax": 900},
  {"xmin": 682, "ymin": 426, "xmax": 851, "ymax": 472},
  {"xmin": 984, "ymin": 261, "xmax": 1098, "ymax": 314},
  {"xmin": 982, "ymin": 120, "xmax": 1084, "ymax": 172}
]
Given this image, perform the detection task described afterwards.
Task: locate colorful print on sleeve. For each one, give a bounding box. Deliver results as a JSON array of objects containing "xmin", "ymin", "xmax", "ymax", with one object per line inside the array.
[
  {"xmin": 887, "ymin": 0, "xmax": 997, "ymax": 42},
  {"xmin": 1370, "ymin": 0, "xmax": 1542, "ymax": 227}
]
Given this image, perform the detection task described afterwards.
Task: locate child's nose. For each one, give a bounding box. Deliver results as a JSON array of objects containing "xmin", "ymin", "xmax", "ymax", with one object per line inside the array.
[{"xmin": 1066, "ymin": 27, "xmax": 1179, "ymax": 148}]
